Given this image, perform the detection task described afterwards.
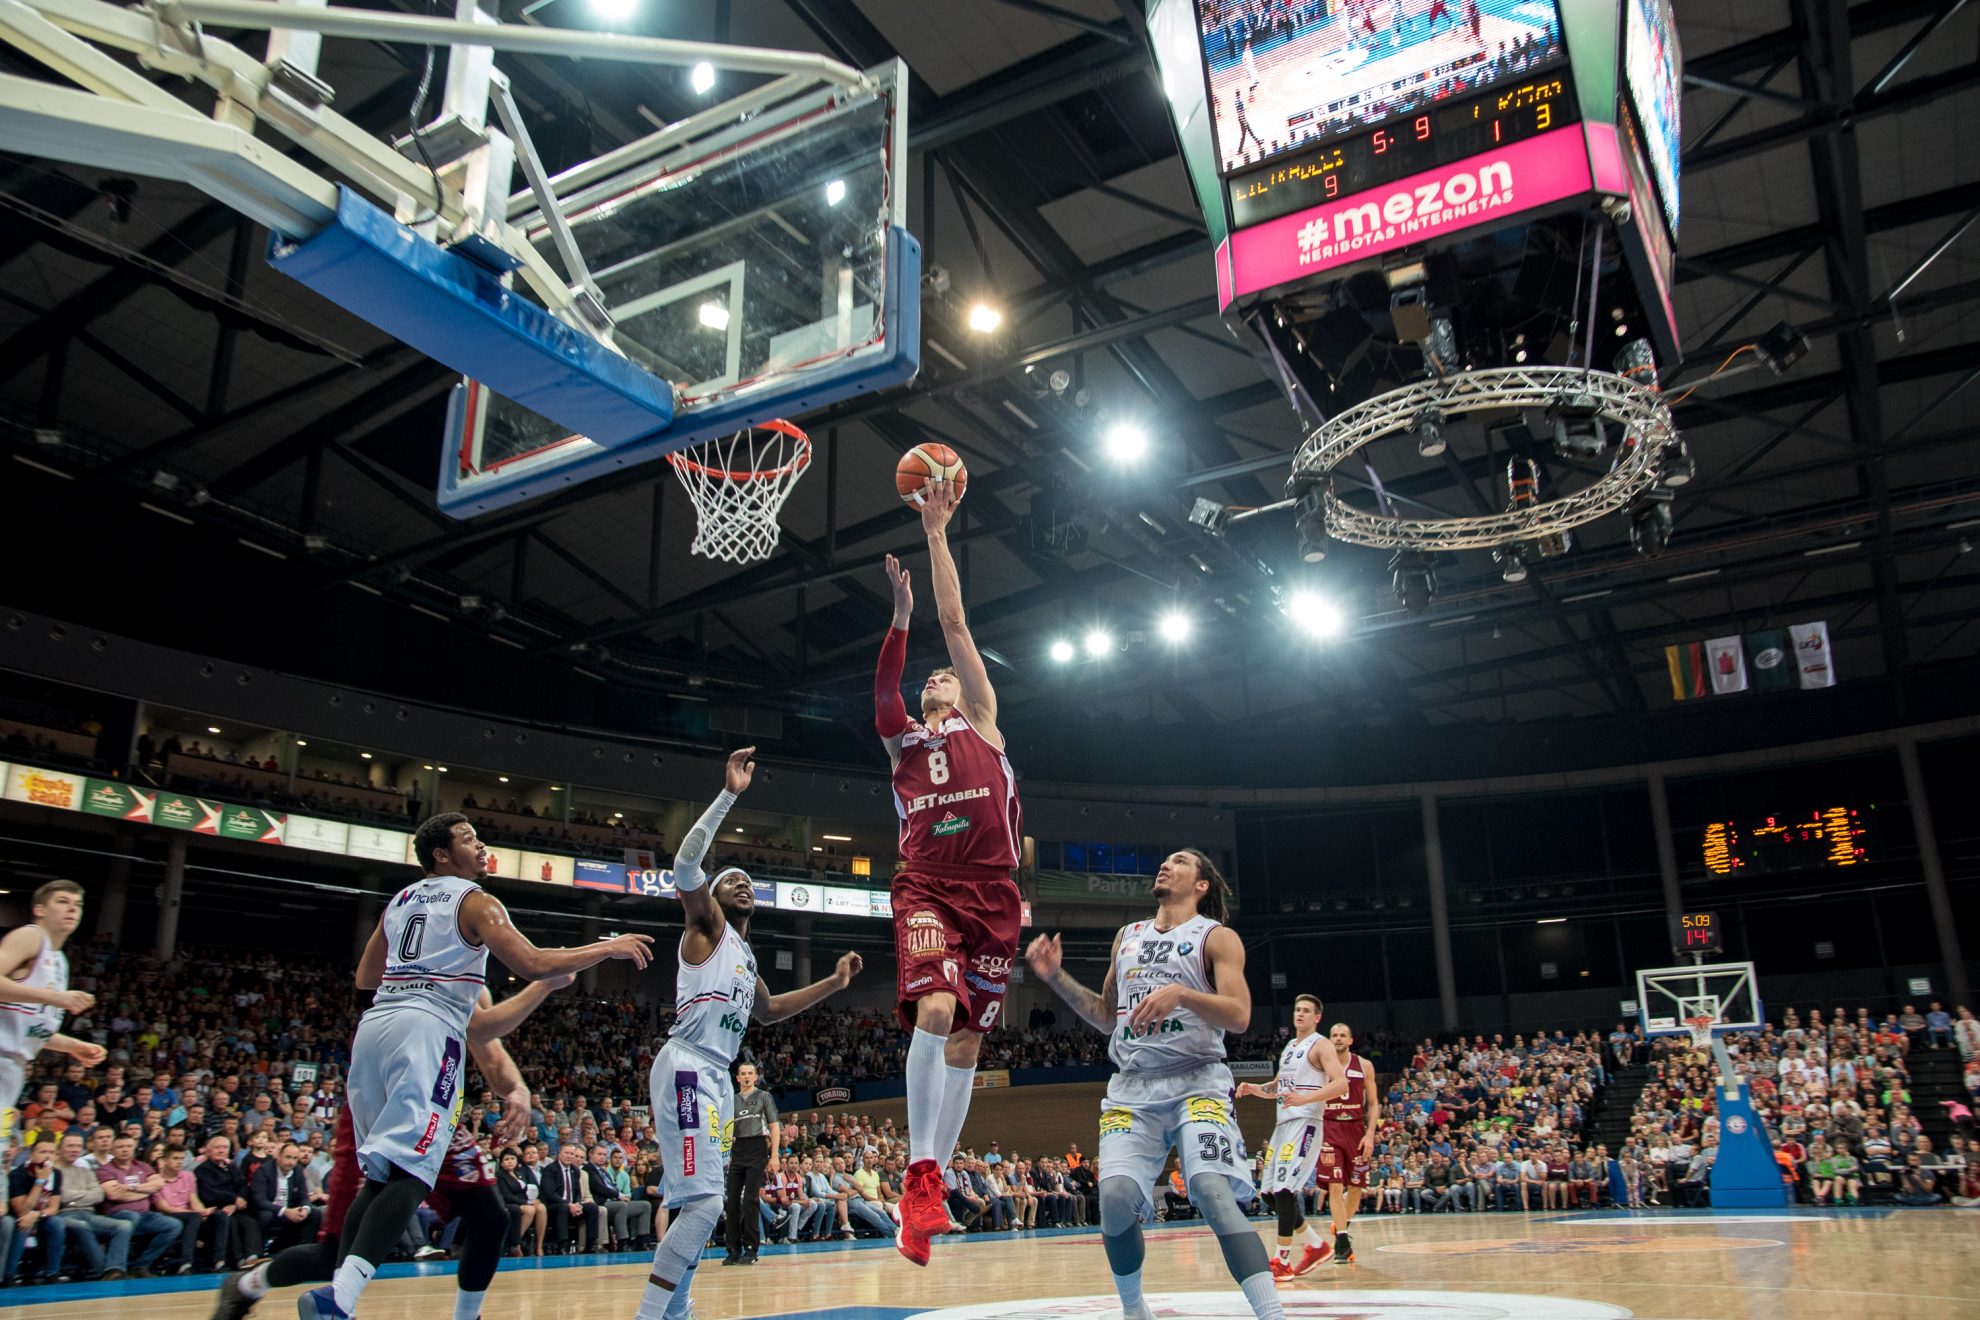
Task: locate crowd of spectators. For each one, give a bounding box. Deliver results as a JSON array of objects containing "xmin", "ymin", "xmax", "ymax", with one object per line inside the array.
[{"xmin": 1616, "ymin": 1003, "xmax": 1980, "ymax": 1209}]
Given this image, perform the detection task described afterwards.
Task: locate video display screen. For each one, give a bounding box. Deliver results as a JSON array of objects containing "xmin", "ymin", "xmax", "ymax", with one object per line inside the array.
[
  {"xmin": 1198, "ymin": 0, "xmax": 1568, "ymax": 175},
  {"xmin": 1622, "ymin": 0, "xmax": 1682, "ymax": 237}
]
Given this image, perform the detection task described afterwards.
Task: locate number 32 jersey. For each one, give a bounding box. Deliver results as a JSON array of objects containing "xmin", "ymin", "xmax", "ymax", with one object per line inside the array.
[
  {"xmin": 367, "ymin": 875, "xmax": 490, "ymax": 1037},
  {"xmin": 892, "ymin": 711, "xmax": 1023, "ymax": 872},
  {"xmin": 1109, "ymin": 913, "xmax": 1225, "ymax": 1075}
]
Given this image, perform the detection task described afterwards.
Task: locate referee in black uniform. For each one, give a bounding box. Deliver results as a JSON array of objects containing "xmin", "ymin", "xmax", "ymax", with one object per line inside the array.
[{"xmin": 722, "ymin": 1061, "xmax": 781, "ymax": 1264}]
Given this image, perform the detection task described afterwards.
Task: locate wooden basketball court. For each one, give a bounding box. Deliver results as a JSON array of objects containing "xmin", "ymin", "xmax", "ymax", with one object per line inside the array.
[{"xmin": 2, "ymin": 1205, "xmax": 1970, "ymax": 1319}]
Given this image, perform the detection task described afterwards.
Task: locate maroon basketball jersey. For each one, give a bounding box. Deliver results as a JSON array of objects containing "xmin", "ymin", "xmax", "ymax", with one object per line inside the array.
[
  {"xmin": 1324, "ymin": 1051, "xmax": 1371, "ymax": 1146},
  {"xmin": 892, "ymin": 711, "xmax": 1022, "ymax": 871}
]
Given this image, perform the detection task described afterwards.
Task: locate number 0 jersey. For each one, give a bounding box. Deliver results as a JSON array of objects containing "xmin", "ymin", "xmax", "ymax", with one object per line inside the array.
[
  {"xmin": 669, "ymin": 924, "xmax": 758, "ymax": 1066},
  {"xmin": 0, "ymin": 928, "xmax": 67, "ymax": 1061},
  {"xmin": 366, "ymin": 875, "xmax": 490, "ymax": 1037},
  {"xmin": 891, "ymin": 711, "xmax": 1022, "ymax": 872},
  {"xmin": 1109, "ymin": 913, "xmax": 1225, "ymax": 1074},
  {"xmin": 1275, "ymin": 1031, "xmax": 1327, "ymax": 1122}
]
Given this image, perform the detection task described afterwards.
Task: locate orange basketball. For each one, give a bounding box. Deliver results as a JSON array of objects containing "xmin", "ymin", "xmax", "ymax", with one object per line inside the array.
[{"xmin": 896, "ymin": 443, "xmax": 968, "ymax": 506}]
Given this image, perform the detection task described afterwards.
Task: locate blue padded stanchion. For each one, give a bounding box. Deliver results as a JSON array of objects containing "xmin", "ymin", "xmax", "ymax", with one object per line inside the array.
[{"xmin": 268, "ymin": 188, "xmax": 673, "ymax": 446}]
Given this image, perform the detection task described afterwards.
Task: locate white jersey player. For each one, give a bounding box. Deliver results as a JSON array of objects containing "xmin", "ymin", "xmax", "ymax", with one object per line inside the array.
[
  {"xmin": 0, "ymin": 880, "xmax": 104, "ymax": 1143},
  {"xmin": 300, "ymin": 815, "xmax": 655, "ymax": 1320},
  {"xmin": 1236, "ymin": 994, "xmax": 1348, "ymax": 1276},
  {"xmin": 1028, "ymin": 850, "xmax": 1286, "ymax": 1320},
  {"xmin": 635, "ymin": 747, "xmax": 861, "ymax": 1320}
]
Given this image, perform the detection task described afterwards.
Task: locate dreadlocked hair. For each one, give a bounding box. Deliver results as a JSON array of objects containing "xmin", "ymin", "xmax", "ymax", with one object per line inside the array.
[{"xmin": 1180, "ymin": 848, "xmax": 1231, "ymax": 924}]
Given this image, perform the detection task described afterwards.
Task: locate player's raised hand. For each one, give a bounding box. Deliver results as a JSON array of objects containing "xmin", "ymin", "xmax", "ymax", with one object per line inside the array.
[
  {"xmin": 494, "ymin": 1086, "xmax": 533, "ymax": 1145},
  {"xmin": 918, "ymin": 477, "xmax": 960, "ymax": 535},
  {"xmin": 600, "ymin": 933, "xmax": 655, "ymax": 968},
  {"xmin": 725, "ymin": 746, "xmax": 757, "ymax": 795},
  {"xmin": 1025, "ymin": 933, "xmax": 1063, "ymax": 980},
  {"xmin": 68, "ymin": 1040, "xmax": 107, "ymax": 1066},
  {"xmin": 835, "ymin": 951, "xmax": 864, "ymax": 987},
  {"xmin": 50, "ymin": 989, "xmax": 93, "ymax": 1014},
  {"xmin": 884, "ymin": 554, "xmax": 913, "ymax": 622}
]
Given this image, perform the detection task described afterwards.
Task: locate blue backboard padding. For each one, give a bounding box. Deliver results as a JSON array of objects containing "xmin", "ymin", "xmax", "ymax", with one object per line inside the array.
[
  {"xmin": 435, "ymin": 227, "xmax": 921, "ymax": 518},
  {"xmin": 268, "ymin": 187, "xmax": 673, "ymax": 446}
]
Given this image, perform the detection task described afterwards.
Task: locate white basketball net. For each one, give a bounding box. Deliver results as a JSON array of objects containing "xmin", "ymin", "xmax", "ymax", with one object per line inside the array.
[{"xmin": 666, "ymin": 421, "xmax": 811, "ymax": 563}]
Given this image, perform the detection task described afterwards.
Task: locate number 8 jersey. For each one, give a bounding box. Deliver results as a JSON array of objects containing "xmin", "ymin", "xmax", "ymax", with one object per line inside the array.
[
  {"xmin": 891, "ymin": 711, "xmax": 1023, "ymax": 872},
  {"xmin": 368, "ymin": 875, "xmax": 490, "ymax": 1037}
]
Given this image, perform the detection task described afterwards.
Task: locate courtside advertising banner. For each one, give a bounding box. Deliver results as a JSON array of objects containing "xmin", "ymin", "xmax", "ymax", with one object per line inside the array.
[
  {"xmin": 286, "ymin": 815, "xmax": 350, "ymax": 854},
  {"xmin": 4, "ymin": 763, "xmax": 85, "ymax": 810}
]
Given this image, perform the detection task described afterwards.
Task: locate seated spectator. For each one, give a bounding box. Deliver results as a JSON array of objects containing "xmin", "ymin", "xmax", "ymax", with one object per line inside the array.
[
  {"xmin": 149, "ymin": 1144, "xmax": 208, "ymax": 1274},
  {"xmin": 250, "ymin": 1141, "xmax": 321, "ymax": 1252},
  {"xmin": 7, "ymin": 1139, "xmax": 73, "ymax": 1284},
  {"xmin": 95, "ymin": 1135, "xmax": 181, "ymax": 1275},
  {"xmin": 585, "ymin": 1144, "xmax": 651, "ymax": 1251},
  {"xmin": 50, "ymin": 1132, "xmax": 135, "ymax": 1280},
  {"xmin": 541, "ymin": 1145, "xmax": 602, "ymax": 1253},
  {"xmin": 193, "ymin": 1135, "xmax": 261, "ymax": 1269}
]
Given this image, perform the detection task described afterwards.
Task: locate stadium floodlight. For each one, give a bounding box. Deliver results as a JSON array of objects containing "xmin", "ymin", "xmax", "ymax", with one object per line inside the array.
[
  {"xmin": 697, "ymin": 302, "xmax": 730, "ymax": 331},
  {"xmin": 1411, "ymin": 409, "xmax": 1446, "ymax": 458},
  {"xmin": 1158, "ymin": 611, "xmax": 1191, "ymax": 643},
  {"xmin": 1083, "ymin": 628, "xmax": 1114, "ymax": 658},
  {"xmin": 967, "ymin": 303, "xmax": 1003, "ymax": 334},
  {"xmin": 690, "ymin": 61, "xmax": 716, "ymax": 94},
  {"xmin": 825, "ymin": 178, "xmax": 847, "ymax": 206},
  {"xmin": 591, "ymin": 0, "xmax": 638, "ymax": 20},
  {"xmin": 1389, "ymin": 549, "xmax": 1436, "ymax": 613},
  {"xmin": 1048, "ymin": 638, "xmax": 1076, "ymax": 663},
  {"xmin": 1104, "ymin": 422, "xmax": 1150, "ymax": 464},
  {"xmin": 1287, "ymin": 591, "xmax": 1345, "ymax": 639}
]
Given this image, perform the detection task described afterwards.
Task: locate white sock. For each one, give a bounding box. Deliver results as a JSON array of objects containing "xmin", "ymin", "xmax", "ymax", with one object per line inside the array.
[
  {"xmin": 238, "ymin": 1262, "xmax": 270, "ymax": 1299},
  {"xmin": 931, "ymin": 1060, "xmax": 977, "ymax": 1162},
  {"xmin": 1298, "ymin": 1222, "xmax": 1323, "ymax": 1248},
  {"xmin": 1240, "ymin": 1270, "xmax": 1286, "ymax": 1320},
  {"xmin": 907, "ymin": 1028, "xmax": 948, "ymax": 1163},
  {"xmin": 635, "ymin": 1280, "xmax": 673, "ymax": 1320},
  {"xmin": 1113, "ymin": 1268, "xmax": 1145, "ymax": 1311},
  {"xmin": 1274, "ymin": 1240, "xmax": 1291, "ymax": 1261},
  {"xmin": 330, "ymin": 1255, "xmax": 376, "ymax": 1313},
  {"xmin": 453, "ymin": 1287, "xmax": 487, "ymax": 1320}
]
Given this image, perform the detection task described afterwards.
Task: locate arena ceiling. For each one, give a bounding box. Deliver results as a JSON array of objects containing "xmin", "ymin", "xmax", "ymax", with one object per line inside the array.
[{"xmin": 2, "ymin": 0, "xmax": 1978, "ymax": 787}]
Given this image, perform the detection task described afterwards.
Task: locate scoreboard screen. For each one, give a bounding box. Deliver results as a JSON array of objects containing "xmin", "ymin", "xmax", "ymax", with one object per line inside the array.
[
  {"xmin": 1227, "ymin": 74, "xmax": 1576, "ymax": 228},
  {"xmin": 1622, "ymin": 0, "xmax": 1681, "ymax": 238},
  {"xmin": 1671, "ymin": 911, "xmax": 1723, "ymax": 954},
  {"xmin": 1199, "ymin": 0, "xmax": 1568, "ymax": 177},
  {"xmin": 1701, "ymin": 807, "xmax": 1871, "ymax": 876}
]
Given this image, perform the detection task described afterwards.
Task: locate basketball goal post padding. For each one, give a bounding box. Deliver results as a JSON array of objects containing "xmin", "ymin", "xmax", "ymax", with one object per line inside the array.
[{"xmin": 1635, "ymin": 961, "xmax": 1788, "ymax": 1208}]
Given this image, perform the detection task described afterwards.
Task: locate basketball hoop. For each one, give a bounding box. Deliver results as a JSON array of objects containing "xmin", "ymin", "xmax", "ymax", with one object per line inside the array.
[
  {"xmin": 666, "ymin": 420, "xmax": 811, "ymax": 563},
  {"xmin": 1684, "ymin": 1014, "xmax": 1719, "ymax": 1049}
]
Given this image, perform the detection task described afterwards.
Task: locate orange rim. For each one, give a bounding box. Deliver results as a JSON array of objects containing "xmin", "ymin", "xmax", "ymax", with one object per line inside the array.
[{"xmin": 665, "ymin": 420, "xmax": 812, "ymax": 482}]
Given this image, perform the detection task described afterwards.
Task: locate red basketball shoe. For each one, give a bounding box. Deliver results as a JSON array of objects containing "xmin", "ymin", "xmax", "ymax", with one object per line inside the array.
[
  {"xmin": 895, "ymin": 1158, "xmax": 949, "ymax": 1266},
  {"xmin": 1290, "ymin": 1240, "xmax": 1335, "ymax": 1275}
]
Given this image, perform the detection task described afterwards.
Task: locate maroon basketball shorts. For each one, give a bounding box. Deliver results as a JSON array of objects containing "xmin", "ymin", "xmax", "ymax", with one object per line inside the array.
[{"xmin": 891, "ymin": 865, "xmax": 1022, "ymax": 1034}]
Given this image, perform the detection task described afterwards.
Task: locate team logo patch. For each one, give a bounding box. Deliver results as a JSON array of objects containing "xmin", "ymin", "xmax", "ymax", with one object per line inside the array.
[
  {"xmin": 932, "ymin": 813, "xmax": 972, "ymax": 836},
  {"xmin": 413, "ymin": 1112, "xmax": 442, "ymax": 1156},
  {"xmin": 1176, "ymin": 941, "xmax": 1193, "ymax": 956},
  {"xmin": 902, "ymin": 1290, "xmax": 1634, "ymax": 1319},
  {"xmin": 1726, "ymin": 1114, "xmax": 1749, "ymax": 1135},
  {"xmin": 682, "ymin": 1136, "xmax": 696, "ymax": 1176},
  {"xmin": 1184, "ymin": 1097, "xmax": 1229, "ymax": 1127},
  {"xmin": 1099, "ymin": 1108, "xmax": 1134, "ymax": 1135},
  {"xmin": 675, "ymin": 1072, "xmax": 700, "ymax": 1130},
  {"xmin": 1278, "ymin": 1142, "xmax": 1295, "ymax": 1161},
  {"xmin": 431, "ymin": 1036, "xmax": 463, "ymax": 1108}
]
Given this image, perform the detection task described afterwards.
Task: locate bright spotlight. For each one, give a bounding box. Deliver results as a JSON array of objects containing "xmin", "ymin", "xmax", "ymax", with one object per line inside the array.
[
  {"xmin": 1158, "ymin": 611, "xmax": 1191, "ymax": 643},
  {"xmin": 690, "ymin": 61, "xmax": 716, "ymax": 95},
  {"xmin": 1083, "ymin": 629, "xmax": 1114, "ymax": 658},
  {"xmin": 967, "ymin": 303, "xmax": 1003, "ymax": 334},
  {"xmin": 697, "ymin": 302, "xmax": 730, "ymax": 331},
  {"xmin": 591, "ymin": 0, "xmax": 638, "ymax": 19},
  {"xmin": 825, "ymin": 178, "xmax": 847, "ymax": 206},
  {"xmin": 1048, "ymin": 639, "xmax": 1076, "ymax": 663},
  {"xmin": 1104, "ymin": 422, "xmax": 1150, "ymax": 464},
  {"xmin": 1287, "ymin": 591, "xmax": 1345, "ymax": 639}
]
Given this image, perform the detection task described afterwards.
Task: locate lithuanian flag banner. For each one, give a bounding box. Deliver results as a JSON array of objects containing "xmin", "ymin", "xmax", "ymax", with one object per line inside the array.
[{"xmin": 1665, "ymin": 641, "xmax": 1709, "ymax": 701}]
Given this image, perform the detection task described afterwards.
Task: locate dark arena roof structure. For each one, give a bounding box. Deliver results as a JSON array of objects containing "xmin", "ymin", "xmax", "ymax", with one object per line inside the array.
[{"xmin": 3, "ymin": 0, "xmax": 1978, "ymax": 790}]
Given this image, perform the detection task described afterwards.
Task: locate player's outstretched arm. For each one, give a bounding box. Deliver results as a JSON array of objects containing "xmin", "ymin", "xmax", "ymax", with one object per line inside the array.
[
  {"xmin": 1026, "ymin": 930, "xmax": 1120, "ymax": 1033},
  {"xmin": 1282, "ymin": 1035, "xmax": 1351, "ymax": 1109},
  {"xmin": 0, "ymin": 927, "xmax": 92, "ymax": 1013},
  {"xmin": 45, "ymin": 1033, "xmax": 106, "ymax": 1066},
  {"xmin": 673, "ymin": 747, "xmax": 754, "ymax": 960},
  {"xmin": 468, "ymin": 972, "xmax": 573, "ymax": 1046},
  {"xmin": 875, "ymin": 558, "xmax": 912, "ymax": 766},
  {"xmin": 753, "ymin": 952, "xmax": 863, "ymax": 1024},
  {"xmin": 918, "ymin": 479, "xmax": 1001, "ymax": 742},
  {"xmin": 463, "ymin": 892, "xmax": 653, "ymax": 981}
]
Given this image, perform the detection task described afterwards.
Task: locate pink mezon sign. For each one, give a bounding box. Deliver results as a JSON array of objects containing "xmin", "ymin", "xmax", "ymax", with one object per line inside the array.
[{"xmin": 1220, "ymin": 126, "xmax": 1596, "ymax": 308}]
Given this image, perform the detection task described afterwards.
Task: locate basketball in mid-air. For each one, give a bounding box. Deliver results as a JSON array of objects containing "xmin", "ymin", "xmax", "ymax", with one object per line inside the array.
[{"xmin": 896, "ymin": 443, "xmax": 968, "ymax": 506}]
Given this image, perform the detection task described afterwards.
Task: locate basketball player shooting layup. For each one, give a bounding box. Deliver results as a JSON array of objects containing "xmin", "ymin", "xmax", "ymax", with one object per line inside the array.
[
  {"xmin": 1235, "ymin": 994, "xmax": 1348, "ymax": 1277},
  {"xmin": 876, "ymin": 476, "xmax": 1025, "ymax": 1267},
  {"xmin": 636, "ymin": 746, "xmax": 862, "ymax": 1320},
  {"xmin": 213, "ymin": 974, "xmax": 568, "ymax": 1320},
  {"xmin": 0, "ymin": 880, "xmax": 105, "ymax": 1145},
  {"xmin": 1027, "ymin": 851, "xmax": 1286, "ymax": 1320},
  {"xmin": 298, "ymin": 814, "xmax": 654, "ymax": 1319}
]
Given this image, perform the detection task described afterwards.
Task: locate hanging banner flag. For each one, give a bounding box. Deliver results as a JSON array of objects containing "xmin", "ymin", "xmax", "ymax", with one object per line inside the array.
[
  {"xmin": 1789, "ymin": 621, "xmax": 1835, "ymax": 688},
  {"xmin": 1664, "ymin": 641, "xmax": 1708, "ymax": 701},
  {"xmin": 1705, "ymin": 635, "xmax": 1748, "ymax": 695},
  {"xmin": 1744, "ymin": 628, "xmax": 1794, "ymax": 691},
  {"xmin": 82, "ymin": 779, "xmax": 156, "ymax": 823}
]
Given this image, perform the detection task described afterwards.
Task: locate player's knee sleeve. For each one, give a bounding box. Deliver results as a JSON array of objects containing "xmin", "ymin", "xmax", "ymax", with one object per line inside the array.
[
  {"xmin": 672, "ymin": 1194, "xmax": 722, "ymax": 1241},
  {"xmin": 1276, "ymin": 1189, "xmax": 1301, "ymax": 1237},
  {"xmin": 1190, "ymin": 1175, "xmax": 1271, "ymax": 1278},
  {"xmin": 1098, "ymin": 1176, "xmax": 1142, "ymax": 1238},
  {"xmin": 455, "ymin": 1189, "xmax": 510, "ymax": 1293}
]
